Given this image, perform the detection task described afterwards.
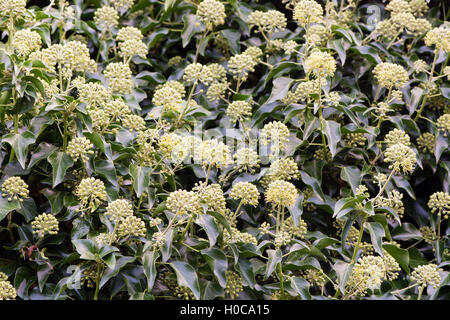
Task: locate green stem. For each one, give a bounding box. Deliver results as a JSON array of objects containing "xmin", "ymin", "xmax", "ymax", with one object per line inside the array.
[
  {"xmin": 414, "ymin": 49, "xmax": 438, "ymax": 122},
  {"xmin": 94, "ymin": 262, "xmax": 103, "ymax": 300},
  {"xmin": 179, "ymin": 215, "xmax": 194, "ymax": 241},
  {"xmin": 351, "ymin": 214, "xmax": 367, "ymax": 264},
  {"xmin": 7, "ymin": 212, "xmax": 14, "ymax": 242},
  {"xmin": 9, "ymin": 113, "xmax": 19, "ymax": 162},
  {"xmin": 278, "ymin": 262, "xmax": 285, "ymax": 299},
  {"xmin": 417, "ymin": 285, "xmax": 425, "ymax": 300}
]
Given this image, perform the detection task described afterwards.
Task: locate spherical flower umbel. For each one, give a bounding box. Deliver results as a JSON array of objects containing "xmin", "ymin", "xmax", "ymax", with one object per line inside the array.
[
  {"xmin": 104, "ymin": 62, "xmax": 133, "ymax": 94},
  {"xmin": 13, "ymin": 29, "xmax": 42, "ymax": 57},
  {"xmin": 75, "ymin": 177, "xmax": 107, "ymax": 210},
  {"xmin": 196, "ymin": 139, "xmax": 233, "ymax": 169},
  {"xmin": 225, "ymin": 271, "xmax": 244, "ymax": 299},
  {"xmin": 117, "ymin": 26, "xmax": 143, "ymax": 42},
  {"xmin": 417, "ymin": 133, "xmax": 436, "ymax": 153},
  {"xmin": 265, "ymin": 180, "xmax": 298, "ymax": 207},
  {"xmin": 66, "ymin": 137, "xmax": 94, "ymax": 162},
  {"xmin": 121, "ymin": 114, "xmax": 146, "ymax": 132},
  {"xmin": 373, "ymin": 62, "xmax": 409, "ymax": 89},
  {"xmin": 260, "ymin": 121, "xmax": 290, "ymax": 151},
  {"xmin": 117, "ymin": 215, "xmax": 146, "ymax": 238},
  {"xmin": 436, "ymin": 114, "xmax": 450, "ymax": 135},
  {"xmin": 384, "ymin": 128, "xmax": 410, "ymax": 146},
  {"xmin": 247, "ymin": 10, "xmax": 287, "ymax": 34},
  {"xmin": 410, "ymin": 264, "xmax": 442, "ymax": 288},
  {"xmin": 119, "ymin": 39, "xmax": 147, "ymax": 60},
  {"xmin": 31, "ymin": 213, "xmax": 59, "ymax": 237},
  {"xmin": 196, "ymin": 0, "xmax": 226, "ymax": 30},
  {"xmin": 424, "ymin": 27, "xmax": 450, "ymax": 52},
  {"xmin": 226, "ymin": 100, "xmax": 252, "ymax": 123},
  {"xmin": 105, "ymin": 199, "xmax": 134, "ymax": 223},
  {"xmin": 110, "ymin": 0, "xmax": 135, "ymax": 11},
  {"xmin": 0, "ymin": 0, "xmax": 26, "ymax": 18},
  {"xmin": 293, "ymin": 0, "xmax": 323, "ymax": 27},
  {"xmin": 384, "ymin": 143, "xmax": 416, "ymax": 174},
  {"xmin": 267, "ymin": 158, "xmax": 299, "ymax": 181},
  {"xmin": 234, "ymin": 147, "xmax": 260, "ymax": 172},
  {"xmin": 427, "ymin": 191, "xmax": 450, "ymax": 219},
  {"xmin": 230, "ymin": 182, "xmax": 259, "ymax": 207},
  {"xmin": 93, "ymin": 6, "xmax": 119, "ymax": 30},
  {"xmin": 166, "ymin": 190, "xmax": 201, "ymax": 215},
  {"xmin": 1, "ymin": 176, "xmax": 29, "ymax": 202},
  {"xmin": 152, "ymin": 81, "xmax": 185, "ymax": 112},
  {"xmin": 304, "ymin": 49, "xmax": 336, "ymax": 77},
  {"xmin": 183, "ymin": 63, "xmax": 204, "ymax": 83},
  {"xmin": 0, "ymin": 277, "xmax": 16, "ymax": 300}
]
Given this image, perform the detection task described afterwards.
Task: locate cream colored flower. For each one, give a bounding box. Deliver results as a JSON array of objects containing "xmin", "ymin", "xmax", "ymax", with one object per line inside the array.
[
  {"xmin": 196, "ymin": 0, "xmax": 226, "ymax": 30},
  {"xmin": 230, "ymin": 182, "xmax": 259, "ymax": 206},
  {"xmin": 293, "ymin": 0, "xmax": 323, "ymax": 27},
  {"xmin": 265, "ymin": 180, "xmax": 298, "ymax": 207},
  {"xmin": 411, "ymin": 264, "xmax": 442, "ymax": 288},
  {"xmin": 31, "ymin": 213, "xmax": 59, "ymax": 237},
  {"xmin": 13, "ymin": 29, "xmax": 42, "ymax": 57},
  {"xmin": 373, "ymin": 62, "xmax": 409, "ymax": 89},
  {"xmin": 66, "ymin": 137, "xmax": 94, "ymax": 162},
  {"xmin": 304, "ymin": 49, "xmax": 336, "ymax": 77},
  {"xmin": 1, "ymin": 176, "xmax": 29, "ymax": 202}
]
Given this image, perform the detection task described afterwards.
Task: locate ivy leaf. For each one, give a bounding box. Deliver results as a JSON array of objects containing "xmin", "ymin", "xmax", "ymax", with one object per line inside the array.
[
  {"xmin": 0, "ymin": 197, "xmax": 20, "ymax": 223},
  {"xmin": 3, "ymin": 131, "xmax": 36, "ymax": 169},
  {"xmin": 201, "ymin": 248, "xmax": 227, "ymax": 288},
  {"xmin": 71, "ymin": 239, "xmax": 97, "ymax": 261},
  {"xmin": 264, "ymin": 249, "xmax": 282, "ymax": 280},
  {"xmin": 266, "ymin": 77, "xmax": 294, "ymax": 104},
  {"xmin": 340, "ymin": 166, "xmax": 363, "ymax": 194},
  {"xmin": 170, "ymin": 261, "xmax": 201, "ymax": 300},
  {"xmin": 129, "ymin": 164, "xmax": 151, "ymax": 198},
  {"xmin": 290, "ymin": 277, "xmax": 311, "ymax": 300},
  {"xmin": 196, "ymin": 214, "xmax": 219, "ymax": 247},
  {"xmin": 181, "ymin": 14, "xmax": 204, "ymax": 48},
  {"xmin": 47, "ymin": 151, "xmax": 74, "ymax": 188},
  {"xmin": 322, "ymin": 120, "xmax": 341, "ymax": 158},
  {"xmin": 367, "ymin": 222, "xmax": 385, "ymax": 255},
  {"xmin": 143, "ymin": 251, "xmax": 159, "ymax": 291},
  {"xmin": 383, "ymin": 244, "xmax": 410, "ymax": 274}
]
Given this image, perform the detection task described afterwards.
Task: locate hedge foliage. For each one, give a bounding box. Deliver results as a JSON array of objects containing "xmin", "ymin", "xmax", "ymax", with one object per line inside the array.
[{"xmin": 0, "ymin": 0, "xmax": 449, "ymax": 300}]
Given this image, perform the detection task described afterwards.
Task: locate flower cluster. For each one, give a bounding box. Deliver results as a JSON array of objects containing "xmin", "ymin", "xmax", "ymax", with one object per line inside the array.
[
  {"xmin": 428, "ymin": 191, "xmax": 450, "ymax": 219},
  {"xmin": 1, "ymin": 176, "xmax": 29, "ymax": 202},
  {"xmin": 31, "ymin": 213, "xmax": 59, "ymax": 237},
  {"xmin": 66, "ymin": 137, "xmax": 94, "ymax": 162},
  {"xmin": 410, "ymin": 264, "xmax": 442, "ymax": 288}
]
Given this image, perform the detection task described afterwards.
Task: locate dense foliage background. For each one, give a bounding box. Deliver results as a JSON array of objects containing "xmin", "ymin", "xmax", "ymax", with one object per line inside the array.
[{"xmin": 0, "ymin": 0, "xmax": 449, "ymax": 300}]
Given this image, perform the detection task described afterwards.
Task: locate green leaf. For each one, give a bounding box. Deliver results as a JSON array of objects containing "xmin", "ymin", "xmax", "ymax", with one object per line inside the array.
[
  {"xmin": 266, "ymin": 77, "xmax": 294, "ymax": 104},
  {"xmin": 201, "ymin": 248, "xmax": 228, "ymax": 288},
  {"xmin": 340, "ymin": 166, "xmax": 363, "ymax": 194},
  {"xmin": 350, "ymin": 45, "xmax": 382, "ymax": 64},
  {"xmin": 322, "ymin": 120, "xmax": 341, "ymax": 158},
  {"xmin": 367, "ymin": 222, "xmax": 385, "ymax": 255},
  {"xmin": 143, "ymin": 251, "xmax": 159, "ymax": 291},
  {"xmin": 236, "ymin": 257, "xmax": 256, "ymax": 289},
  {"xmin": 3, "ymin": 131, "xmax": 36, "ymax": 169},
  {"xmin": 181, "ymin": 14, "xmax": 204, "ymax": 48},
  {"xmin": 383, "ymin": 244, "xmax": 410, "ymax": 274},
  {"xmin": 71, "ymin": 239, "xmax": 97, "ymax": 260},
  {"xmin": 129, "ymin": 164, "xmax": 151, "ymax": 198},
  {"xmin": 47, "ymin": 151, "xmax": 74, "ymax": 188},
  {"xmin": 196, "ymin": 214, "xmax": 219, "ymax": 247},
  {"xmin": 170, "ymin": 261, "xmax": 201, "ymax": 300},
  {"xmin": 290, "ymin": 277, "xmax": 311, "ymax": 300},
  {"xmin": 264, "ymin": 249, "xmax": 282, "ymax": 280},
  {"xmin": 208, "ymin": 210, "xmax": 232, "ymax": 234},
  {"xmin": 0, "ymin": 197, "xmax": 20, "ymax": 223}
]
